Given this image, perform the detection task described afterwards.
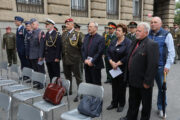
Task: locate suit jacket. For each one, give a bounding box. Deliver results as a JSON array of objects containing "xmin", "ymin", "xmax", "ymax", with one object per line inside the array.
[
  {"xmin": 125, "ymin": 37, "xmax": 159, "ymax": 88},
  {"xmin": 29, "ymin": 28, "xmax": 45, "ymax": 59},
  {"xmin": 82, "ymin": 33, "xmax": 105, "ymax": 69},
  {"xmin": 16, "ymin": 25, "xmax": 26, "ymax": 55},
  {"xmin": 44, "ymin": 30, "xmax": 62, "ymax": 62}
]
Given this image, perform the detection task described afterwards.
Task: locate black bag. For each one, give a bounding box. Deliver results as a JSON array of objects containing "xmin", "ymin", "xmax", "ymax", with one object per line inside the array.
[{"xmin": 77, "ymin": 95, "xmax": 103, "ymax": 118}]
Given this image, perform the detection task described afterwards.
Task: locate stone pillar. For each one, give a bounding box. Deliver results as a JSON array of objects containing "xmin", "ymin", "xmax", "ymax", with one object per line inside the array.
[
  {"xmin": 120, "ymin": 0, "xmax": 133, "ymax": 20},
  {"xmin": 143, "ymin": 0, "xmax": 154, "ymax": 22},
  {"xmin": 91, "ymin": 0, "xmax": 106, "ymax": 18},
  {"xmin": 47, "ymin": 0, "xmax": 70, "ymax": 16},
  {"xmin": 154, "ymin": 0, "xmax": 175, "ymax": 27}
]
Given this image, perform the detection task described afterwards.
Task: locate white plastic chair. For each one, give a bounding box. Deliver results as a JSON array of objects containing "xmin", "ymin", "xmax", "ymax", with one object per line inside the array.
[
  {"xmin": 0, "ymin": 92, "xmax": 12, "ymax": 120},
  {"xmin": 61, "ymin": 83, "xmax": 104, "ymax": 120},
  {"xmin": 13, "ymin": 71, "xmax": 46, "ymax": 102},
  {"xmin": 17, "ymin": 103, "xmax": 43, "ymax": 120},
  {"xmin": 33, "ymin": 78, "xmax": 70, "ymax": 120}
]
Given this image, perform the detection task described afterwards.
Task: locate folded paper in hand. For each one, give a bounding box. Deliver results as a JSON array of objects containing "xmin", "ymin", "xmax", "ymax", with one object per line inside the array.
[{"xmin": 109, "ymin": 67, "xmax": 123, "ymax": 78}]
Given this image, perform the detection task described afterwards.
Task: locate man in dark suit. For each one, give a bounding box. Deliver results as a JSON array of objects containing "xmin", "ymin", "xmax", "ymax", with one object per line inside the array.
[
  {"xmin": 120, "ymin": 22, "xmax": 159, "ymax": 120},
  {"xmin": 14, "ymin": 16, "xmax": 30, "ymax": 69},
  {"xmin": 82, "ymin": 22, "xmax": 105, "ymax": 85}
]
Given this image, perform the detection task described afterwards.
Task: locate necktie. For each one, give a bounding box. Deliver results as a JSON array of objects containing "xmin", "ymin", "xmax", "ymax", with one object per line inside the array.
[{"xmin": 128, "ymin": 40, "xmax": 140, "ymax": 70}]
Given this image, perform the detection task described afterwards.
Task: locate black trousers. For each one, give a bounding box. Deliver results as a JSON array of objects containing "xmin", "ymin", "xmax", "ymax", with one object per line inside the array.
[
  {"xmin": 18, "ymin": 52, "xmax": 31, "ymax": 69},
  {"xmin": 111, "ymin": 74, "xmax": 126, "ymax": 107},
  {"xmin": 85, "ymin": 66, "xmax": 101, "ymax": 85},
  {"xmin": 30, "ymin": 59, "xmax": 45, "ymax": 73},
  {"xmin": 127, "ymin": 86, "xmax": 153, "ymax": 120},
  {"xmin": 46, "ymin": 62, "xmax": 60, "ymax": 83}
]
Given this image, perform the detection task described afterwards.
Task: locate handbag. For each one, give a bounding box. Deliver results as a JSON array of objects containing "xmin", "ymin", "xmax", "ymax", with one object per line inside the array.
[
  {"xmin": 77, "ymin": 95, "xmax": 103, "ymax": 118},
  {"xmin": 43, "ymin": 77, "xmax": 66, "ymax": 105}
]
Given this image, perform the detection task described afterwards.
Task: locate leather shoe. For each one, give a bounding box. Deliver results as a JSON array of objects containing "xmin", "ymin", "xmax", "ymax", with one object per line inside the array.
[
  {"xmin": 117, "ymin": 106, "xmax": 124, "ymax": 112},
  {"xmin": 73, "ymin": 96, "xmax": 79, "ymax": 102},
  {"xmin": 119, "ymin": 116, "xmax": 127, "ymax": 120},
  {"xmin": 106, "ymin": 104, "xmax": 117, "ymax": 110}
]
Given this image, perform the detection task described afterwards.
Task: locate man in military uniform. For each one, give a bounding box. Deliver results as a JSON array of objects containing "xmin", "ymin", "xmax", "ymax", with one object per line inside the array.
[
  {"xmin": 24, "ymin": 21, "xmax": 32, "ymax": 63},
  {"xmin": 62, "ymin": 18, "xmax": 83, "ymax": 102},
  {"xmin": 171, "ymin": 23, "xmax": 180, "ymax": 63},
  {"xmin": 28, "ymin": 18, "xmax": 45, "ymax": 74},
  {"xmin": 2, "ymin": 26, "xmax": 17, "ymax": 66},
  {"xmin": 104, "ymin": 22, "xmax": 117, "ymax": 84},
  {"xmin": 62, "ymin": 25, "xmax": 66, "ymax": 33},
  {"xmin": 14, "ymin": 16, "xmax": 31, "ymax": 69},
  {"xmin": 102, "ymin": 25, "xmax": 109, "ymax": 37},
  {"xmin": 126, "ymin": 21, "xmax": 137, "ymax": 42},
  {"xmin": 44, "ymin": 19, "xmax": 61, "ymax": 83}
]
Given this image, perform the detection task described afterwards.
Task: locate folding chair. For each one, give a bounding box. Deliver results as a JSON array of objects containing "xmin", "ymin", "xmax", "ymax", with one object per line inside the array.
[
  {"xmin": 61, "ymin": 83, "xmax": 104, "ymax": 120},
  {"xmin": 0, "ymin": 92, "xmax": 12, "ymax": 120},
  {"xmin": 0, "ymin": 61, "xmax": 8, "ymax": 80},
  {"xmin": 13, "ymin": 71, "xmax": 46, "ymax": 102},
  {"xmin": 2, "ymin": 65, "xmax": 32, "ymax": 94},
  {"xmin": 33, "ymin": 78, "xmax": 70, "ymax": 120},
  {"xmin": 17, "ymin": 103, "xmax": 43, "ymax": 120},
  {"xmin": 21, "ymin": 67, "xmax": 33, "ymax": 83}
]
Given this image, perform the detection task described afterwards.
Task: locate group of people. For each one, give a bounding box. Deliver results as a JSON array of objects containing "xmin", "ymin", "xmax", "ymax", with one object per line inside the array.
[{"xmin": 2, "ymin": 16, "xmax": 176, "ymax": 120}]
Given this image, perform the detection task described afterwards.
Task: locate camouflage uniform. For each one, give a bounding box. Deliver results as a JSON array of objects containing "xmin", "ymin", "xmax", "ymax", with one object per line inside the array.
[{"xmin": 2, "ymin": 32, "xmax": 17, "ymax": 65}]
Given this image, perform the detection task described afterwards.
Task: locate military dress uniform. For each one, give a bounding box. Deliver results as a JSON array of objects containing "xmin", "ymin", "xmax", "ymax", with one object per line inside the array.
[
  {"xmin": 44, "ymin": 19, "xmax": 62, "ymax": 83},
  {"xmin": 2, "ymin": 30, "xmax": 17, "ymax": 65},
  {"xmin": 126, "ymin": 33, "xmax": 136, "ymax": 42},
  {"xmin": 126, "ymin": 21, "xmax": 137, "ymax": 42},
  {"xmin": 104, "ymin": 22, "xmax": 117, "ymax": 83},
  {"xmin": 28, "ymin": 20, "xmax": 45, "ymax": 73},
  {"xmin": 61, "ymin": 19, "xmax": 83, "ymax": 95},
  {"xmin": 15, "ymin": 16, "xmax": 31, "ymax": 69}
]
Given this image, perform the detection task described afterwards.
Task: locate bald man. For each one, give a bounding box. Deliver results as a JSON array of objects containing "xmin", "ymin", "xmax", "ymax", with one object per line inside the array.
[{"xmin": 148, "ymin": 17, "xmax": 175, "ymax": 118}]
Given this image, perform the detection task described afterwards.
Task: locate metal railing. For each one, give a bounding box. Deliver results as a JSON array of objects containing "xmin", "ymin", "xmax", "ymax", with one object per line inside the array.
[{"xmin": 71, "ymin": 1, "xmax": 88, "ymax": 17}]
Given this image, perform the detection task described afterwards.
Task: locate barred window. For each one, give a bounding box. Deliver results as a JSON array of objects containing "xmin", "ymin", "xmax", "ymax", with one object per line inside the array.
[
  {"xmin": 16, "ymin": 0, "xmax": 44, "ymax": 14},
  {"xmin": 71, "ymin": 0, "xmax": 88, "ymax": 17},
  {"xmin": 107, "ymin": 0, "xmax": 119, "ymax": 19},
  {"xmin": 133, "ymin": 0, "xmax": 142, "ymax": 20}
]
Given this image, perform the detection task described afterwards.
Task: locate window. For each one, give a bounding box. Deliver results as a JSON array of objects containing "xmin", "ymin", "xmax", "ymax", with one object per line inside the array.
[
  {"xmin": 133, "ymin": 0, "xmax": 142, "ymax": 20},
  {"xmin": 107, "ymin": 0, "xmax": 119, "ymax": 19},
  {"xmin": 16, "ymin": 0, "xmax": 44, "ymax": 14},
  {"xmin": 71, "ymin": 0, "xmax": 88, "ymax": 17}
]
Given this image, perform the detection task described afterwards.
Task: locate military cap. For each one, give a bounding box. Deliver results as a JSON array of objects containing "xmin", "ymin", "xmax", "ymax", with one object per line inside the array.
[
  {"xmin": 65, "ymin": 18, "xmax": 73, "ymax": 23},
  {"xmin": 30, "ymin": 18, "xmax": 37, "ymax": 24},
  {"xmin": 14, "ymin": 16, "xmax": 24, "ymax": 22},
  {"xmin": 25, "ymin": 21, "xmax": 31, "ymax": 25},
  {"xmin": 128, "ymin": 21, "xmax": 137, "ymax": 28},
  {"xmin": 45, "ymin": 19, "xmax": 55, "ymax": 25},
  {"xmin": 74, "ymin": 23, "xmax": 81, "ymax": 28},
  {"xmin": 108, "ymin": 22, "xmax": 116, "ymax": 29},
  {"xmin": 6, "ymin": 26, "xmax": 11, "ymax": 30}
]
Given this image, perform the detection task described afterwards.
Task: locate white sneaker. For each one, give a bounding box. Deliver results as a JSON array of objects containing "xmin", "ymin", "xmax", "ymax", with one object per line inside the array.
[{"xmin": 158, "ymin": 110, "xmax": 167, "ymax": 118}]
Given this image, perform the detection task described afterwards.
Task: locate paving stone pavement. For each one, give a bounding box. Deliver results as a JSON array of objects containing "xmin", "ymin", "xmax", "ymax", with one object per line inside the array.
[{"xmin": 0, "ymin": 61, "xmax": 180, "ymax": 120}]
